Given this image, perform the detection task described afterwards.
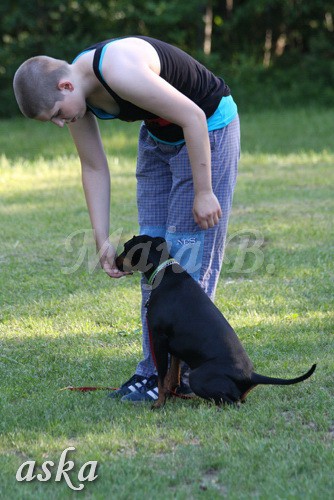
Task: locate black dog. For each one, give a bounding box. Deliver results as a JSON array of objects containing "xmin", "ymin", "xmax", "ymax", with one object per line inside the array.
[{"xmin": 116, "ymin": 235, "xmax": 316, "ymax": 408}]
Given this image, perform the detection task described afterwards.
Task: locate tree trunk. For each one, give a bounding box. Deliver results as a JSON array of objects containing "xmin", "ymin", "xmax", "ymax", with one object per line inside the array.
[
  {"xmin": 263, "ymin": 29, "xmax": 272, "ymax": 67},
  {"xmin": 204, "ymin": 0, "xmax": 213, "ymax": 55},
  {"xmin": 226, "ymin": 0, "xmax": 233, "ymax": 14}
]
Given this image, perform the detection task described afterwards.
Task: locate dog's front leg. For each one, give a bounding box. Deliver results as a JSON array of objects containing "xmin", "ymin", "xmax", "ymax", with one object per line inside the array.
[
  {"xmin": 153, "ymin": 357, "xmax": 179, "ymax": 409},
  {"xmin": 152, "ymin": 377, "xmax": 168, "ymax": 410},
  {"xmin": 166, "ymin": 356, "xmax": 181, "ymax": 392},
  {"xmin": 151, "ymin": 331, "xmax": 169, "ymax": 410}
]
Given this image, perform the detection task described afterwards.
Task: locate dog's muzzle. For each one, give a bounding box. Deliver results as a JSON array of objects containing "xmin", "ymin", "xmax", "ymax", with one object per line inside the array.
[
  {"xmin": 115, "ymin": 254, "xmax": 133, "ymax": 273},
  {"xmin": 115, "ymin": 254, "xmax": 125, "ymax": 271}
]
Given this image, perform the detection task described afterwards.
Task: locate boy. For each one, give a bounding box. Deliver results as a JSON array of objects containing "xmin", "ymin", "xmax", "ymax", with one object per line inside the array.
[{"xmin": 13, "ymin": 36, "xmax": 240, "ymax": 402}]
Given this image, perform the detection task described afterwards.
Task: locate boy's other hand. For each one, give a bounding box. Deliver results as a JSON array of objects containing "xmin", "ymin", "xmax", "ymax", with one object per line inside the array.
[{"xmin": 193, "ymin": 191, "xmax": 222, "ymax": 230}]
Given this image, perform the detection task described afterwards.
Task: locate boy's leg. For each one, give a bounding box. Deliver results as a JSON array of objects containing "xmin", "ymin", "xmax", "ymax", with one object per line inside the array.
[
  {"xmin": 200, "ymin": 116, "xmax": 240, "ymax": 297},
  {"xmin": 166, "ymin": 116, "xmax": 240, "ymax": 299}
]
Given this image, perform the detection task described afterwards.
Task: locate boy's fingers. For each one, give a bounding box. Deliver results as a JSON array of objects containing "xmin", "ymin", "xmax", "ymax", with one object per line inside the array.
[
  {"xmin": 194, "ymin": 210, "xmax": 221, "ymax": 229},
  {"xmin": 108, "ymin": 269, "xmax": 131, "ymax": 279}
]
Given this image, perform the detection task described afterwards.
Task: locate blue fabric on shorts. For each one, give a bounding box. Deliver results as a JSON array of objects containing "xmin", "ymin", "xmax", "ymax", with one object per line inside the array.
[{"xmin": 135, "ymin": 115, "xmax": 240, "ymax": 377}]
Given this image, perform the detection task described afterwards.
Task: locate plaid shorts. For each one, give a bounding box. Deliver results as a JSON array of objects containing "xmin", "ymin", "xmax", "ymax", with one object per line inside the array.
[{"xmin": 135, "ymin": 116, "xmax": 240, "ymax": 376}]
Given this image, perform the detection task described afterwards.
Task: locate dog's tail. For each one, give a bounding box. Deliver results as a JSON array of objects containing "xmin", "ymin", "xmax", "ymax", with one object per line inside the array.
[{"xmin": 250, "ymin": 363, "xmax": 316, "ymax": 386}]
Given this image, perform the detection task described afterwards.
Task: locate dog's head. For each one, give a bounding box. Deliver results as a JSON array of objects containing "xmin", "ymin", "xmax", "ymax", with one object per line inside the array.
[{"xmin": 116, "ymin": 235, "xmax": 170, "ymax": 274}]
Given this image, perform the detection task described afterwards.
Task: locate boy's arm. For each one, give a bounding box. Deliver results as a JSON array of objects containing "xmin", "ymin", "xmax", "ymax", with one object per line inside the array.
[
  {"xmin": 104, "ymin": 45, "xmax": 222, "ymax": 230},
  {"xmin": 68, "ymin": 112, "xmax": 126, "ymax": 278}
]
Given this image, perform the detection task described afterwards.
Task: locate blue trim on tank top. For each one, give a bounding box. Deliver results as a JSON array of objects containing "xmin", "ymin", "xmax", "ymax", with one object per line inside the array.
[{"xmin": 72, "ymin": 41, "xmax": 119, "ymax": 119}]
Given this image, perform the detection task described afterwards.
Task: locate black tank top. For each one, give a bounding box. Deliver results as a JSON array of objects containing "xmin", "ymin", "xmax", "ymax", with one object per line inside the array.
[{"xmin": 85, "ymin": 36, "xmax": 231, "ymax": 142}]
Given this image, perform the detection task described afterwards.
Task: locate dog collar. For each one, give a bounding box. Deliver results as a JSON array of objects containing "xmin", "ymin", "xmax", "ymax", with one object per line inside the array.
[{"xmin": 148, "ymin": 258, "xmax": 178, "ymax": 286}]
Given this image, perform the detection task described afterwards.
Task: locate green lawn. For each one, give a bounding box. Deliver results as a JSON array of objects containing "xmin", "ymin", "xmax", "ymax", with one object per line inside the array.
[{"xmin": 0, "ymin": 109, "xmax": 333, "ymax": 499}]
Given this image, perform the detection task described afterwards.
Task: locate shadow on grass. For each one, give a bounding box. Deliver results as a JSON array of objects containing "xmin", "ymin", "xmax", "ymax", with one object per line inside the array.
[
  {"xmin": 0, "ymin": 318, "xmax": 326, "ymax": 436},
  {"xmin": 0, "ymin": 242, "xmax": 332, "ymax": 321}
]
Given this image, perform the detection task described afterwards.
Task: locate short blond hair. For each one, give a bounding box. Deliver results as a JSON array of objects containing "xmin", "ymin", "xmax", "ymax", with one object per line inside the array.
[{"xmin": 13, "ymin": 56, "xmax": 70, "ymax": 118}]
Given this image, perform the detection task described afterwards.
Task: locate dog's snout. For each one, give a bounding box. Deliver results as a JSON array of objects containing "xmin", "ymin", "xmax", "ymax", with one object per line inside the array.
[
  {"xmin": 116, "ymin": 253, "xmax": 134, "ymax": 273},
  {"xmin": 115, "ymin": 254, "xmax": 125, "ymax": 271}
]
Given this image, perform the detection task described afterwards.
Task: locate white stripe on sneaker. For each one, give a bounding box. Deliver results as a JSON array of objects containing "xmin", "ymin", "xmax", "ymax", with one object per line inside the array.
[
  {"xmin": 129, "ymin": 379, "xmax": 147, "ymax": 393},
  {"xmin": 147, "ymin": 389, "xmax": 158, "ymax": 400},
  {"xmin": 135, "ymin": 381, "xmax": 146, "ymax": 388}
]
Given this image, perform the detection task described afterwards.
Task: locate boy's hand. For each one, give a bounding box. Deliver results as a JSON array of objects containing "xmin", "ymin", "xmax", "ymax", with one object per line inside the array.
[
  {"xmin": 193, "ymin": 191, "xmax": 222, "ymax": 230},
  {"xmin": 99, "ymin": 242, "xmax": 131, "ymax": 278}
]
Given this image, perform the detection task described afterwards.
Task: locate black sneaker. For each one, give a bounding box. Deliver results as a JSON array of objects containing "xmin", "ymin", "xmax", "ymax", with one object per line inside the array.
[
  {"xmin": 108, "ymin": 374, "xmax": 147, "ymax": 398},
  {"xmin": 121, "ymin": 375, "xmax": 158, "ymax": 403}
]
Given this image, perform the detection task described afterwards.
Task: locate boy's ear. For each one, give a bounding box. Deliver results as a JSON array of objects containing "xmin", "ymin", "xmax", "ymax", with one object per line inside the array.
[{"xmin": 58, "ymin": 80, "xmax": 74, "ymax": 91}]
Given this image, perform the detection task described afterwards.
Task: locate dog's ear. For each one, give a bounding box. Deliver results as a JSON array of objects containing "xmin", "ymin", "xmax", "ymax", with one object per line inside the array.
[
  {"xmin": 123, "ymin": 239, "xmax": 153, "ymax": 272},
  {"xmin": 153, "ymin": 237, "xmax": 170, "ymax": 257}
]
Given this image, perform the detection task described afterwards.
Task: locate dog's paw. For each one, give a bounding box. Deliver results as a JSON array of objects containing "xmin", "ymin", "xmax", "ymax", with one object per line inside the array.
[{"xmin": 151, "ymin": 400, "xmax": 165, "ymax": 410}]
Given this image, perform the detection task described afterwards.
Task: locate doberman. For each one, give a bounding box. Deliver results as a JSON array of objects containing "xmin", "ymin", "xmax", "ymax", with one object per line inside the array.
[{"xmin": 116, "ymin": 235, "xmax": 316, "ymax": 408}]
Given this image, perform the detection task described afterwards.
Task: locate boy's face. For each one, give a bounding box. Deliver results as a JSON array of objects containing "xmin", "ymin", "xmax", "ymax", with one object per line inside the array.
[{"xmin": 36, "ymin": 84, "xmax": 86, "ymax": 127}]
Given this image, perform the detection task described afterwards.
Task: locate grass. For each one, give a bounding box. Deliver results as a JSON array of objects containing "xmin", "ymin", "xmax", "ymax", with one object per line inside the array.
[{"xmin": 0, "ymin": 108, "xmax": 333, "ymax": 499}]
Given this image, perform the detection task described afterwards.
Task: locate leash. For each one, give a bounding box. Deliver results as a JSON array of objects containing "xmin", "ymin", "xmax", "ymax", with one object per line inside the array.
[{"xmin": 60, "ymin": 386, "xmax": 119, "ymax": 392}]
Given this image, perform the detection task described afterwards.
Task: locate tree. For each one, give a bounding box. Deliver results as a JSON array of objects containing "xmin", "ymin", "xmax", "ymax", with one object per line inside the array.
[{"xmin": 1, "ymin": 0, "xmax": 333, "ymax": 116}]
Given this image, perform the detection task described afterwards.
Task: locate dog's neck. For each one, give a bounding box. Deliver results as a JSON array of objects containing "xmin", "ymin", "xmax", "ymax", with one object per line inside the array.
[{"xmin": 146, "ymin": 258, "xmax": 178, "ymax": 286}]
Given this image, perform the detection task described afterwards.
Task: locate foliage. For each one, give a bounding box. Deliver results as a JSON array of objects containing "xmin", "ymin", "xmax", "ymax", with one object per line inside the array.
[{"xmin": 1, "ymin": 1, "xmax": 334, "ymax": 113}]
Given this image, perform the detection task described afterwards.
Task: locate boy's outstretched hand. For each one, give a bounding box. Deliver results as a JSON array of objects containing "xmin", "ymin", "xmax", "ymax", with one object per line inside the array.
[{"xmin": 99, "ymin": 242, "xmax": 131, "ymax": 278}]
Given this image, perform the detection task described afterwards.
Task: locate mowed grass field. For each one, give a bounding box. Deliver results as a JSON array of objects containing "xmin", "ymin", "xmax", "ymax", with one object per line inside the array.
[{"xmin": 0, "ymin": 109, "xmax": 333, "ymax": 499}]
